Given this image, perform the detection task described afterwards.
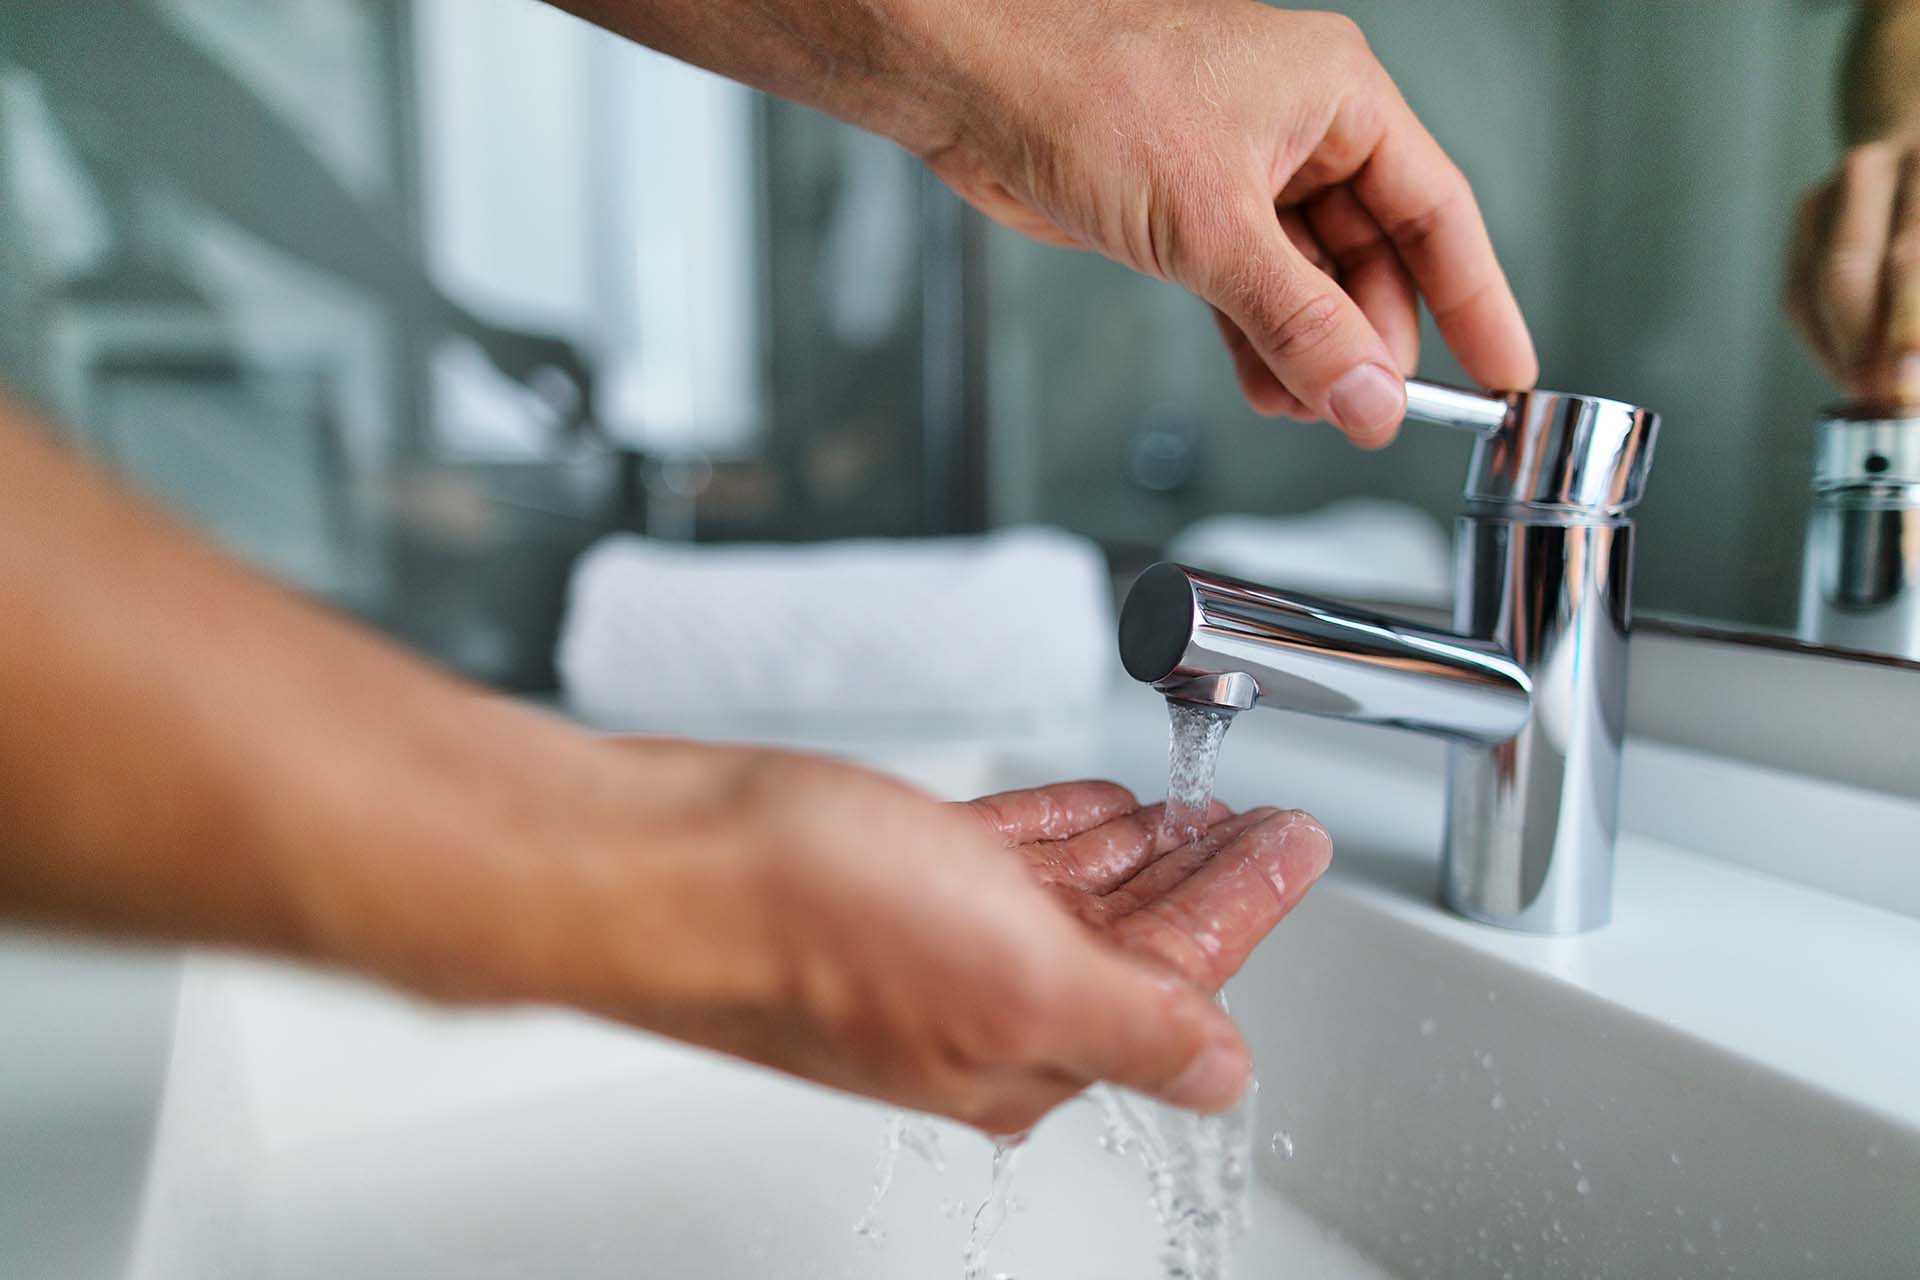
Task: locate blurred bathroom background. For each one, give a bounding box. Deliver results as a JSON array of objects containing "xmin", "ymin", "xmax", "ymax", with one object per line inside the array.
[{"xmin": 0, "ymin": 0, "xmax": 1859, "ymax": 692}]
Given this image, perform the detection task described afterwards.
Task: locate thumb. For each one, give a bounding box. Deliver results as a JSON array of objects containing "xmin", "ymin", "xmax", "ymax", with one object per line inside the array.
[
  {"xmin": 1058, "ymin": 951, "xmax": 1252, "ymax": 1113},
  {"xmin": 1198, "ymin": 200, "xmax": 1407, "ymax": 448}
]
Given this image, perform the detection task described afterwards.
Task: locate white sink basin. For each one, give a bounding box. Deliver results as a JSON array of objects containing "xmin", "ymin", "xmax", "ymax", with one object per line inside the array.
[{"xmin": 5, "ymin": 698, "xmax": 1917, "ymax": 1279}]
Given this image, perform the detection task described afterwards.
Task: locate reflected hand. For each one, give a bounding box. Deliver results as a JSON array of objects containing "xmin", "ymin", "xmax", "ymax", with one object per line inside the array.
[
  {"xmin": 922, "ymin": 3, "xmax": 1537, "ymax": 445},
  {"xmin": 400, "ymin": 745, "xmax": 1330, "ymax": 1136},
  {"xmin": 1786, "ymin": 139, "xmax": 1920, "ymax": 406}
]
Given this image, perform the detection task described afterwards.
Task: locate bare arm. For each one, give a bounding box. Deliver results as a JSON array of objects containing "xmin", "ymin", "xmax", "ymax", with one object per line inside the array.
[
  {"xmin": 0, "ymin": 397, "xmax": 1330, "ymax": 1130},
  {"xmin": 549, "ymin": 0, "xmax": 1539, "ymax": 444}
]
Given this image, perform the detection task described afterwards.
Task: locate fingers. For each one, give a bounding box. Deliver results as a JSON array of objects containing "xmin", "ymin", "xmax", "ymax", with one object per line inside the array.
[
  {"xmin": 1050, "ymin": 949, "xmax": 1252, "ymax": 1113},
  {"xmin": 1888, "ymin": 147, "xmax": 1920, "ymax": 402},
  {"xmin": 1202, "ymin": 197, "xmax": 1410, "ymax": 447},
  {"xmin": 1212, "ymin": 309, "xmax": 1312, "ymax": 418},
  {"xmin": 1106, "ymin": 810, "xmax": 1333, "ymax": 990},
  {"xmin": 964, "ymin": 781, "xmax": 1138, "ymax": 846},
  {"xmin": 1095, "ymin": 806, "xmax": 1280, "ymax": 915},
  {"xmin": 1821, "ymin": 142, "xmax": 1903, "ymax": 392},
  {"xmin": 1025, "ymin": 798, "xmax": 1232, "ymax": 895},
  {"xmin": 1348, "ymin": 105, "xmax": 1537, "ymax": 393},
  {"xmin": 1307, "ymin": 185, "xmax": 1422, "ymax": 376}
]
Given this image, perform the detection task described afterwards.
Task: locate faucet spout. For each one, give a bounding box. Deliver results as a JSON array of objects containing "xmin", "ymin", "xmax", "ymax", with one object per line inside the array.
[{"xmin": 1119, "ymin": 563, "xmax": 1531, "ymax": 743}]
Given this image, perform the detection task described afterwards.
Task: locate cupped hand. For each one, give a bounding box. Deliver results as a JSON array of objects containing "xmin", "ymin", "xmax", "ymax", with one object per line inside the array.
[
  {"xmin": 921, "ymin": 2, "xmax": 1537, "ymax": 444},
  {"xmin": 1786, "ymin": 137, "xmax": 1920, "ymax": 406},
  {"xmin": 502, "ymin": 744, "xmax": 1329, "ymax": 1136}
]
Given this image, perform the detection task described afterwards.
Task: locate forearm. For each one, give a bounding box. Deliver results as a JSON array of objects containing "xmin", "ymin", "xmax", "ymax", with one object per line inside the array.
[
  {"xmin": 0, "ymin": 397, "xmax": 605, "ymax": 992},
  {"xmin": 543, "ymin": 0, "xmax": 1023, "ymax": 158}
]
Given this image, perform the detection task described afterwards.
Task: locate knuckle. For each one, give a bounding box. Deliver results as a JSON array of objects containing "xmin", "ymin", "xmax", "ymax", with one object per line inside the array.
[
  {"xmin": 1305, "ymin": 10, "xmax": 1368, "ymax": 57},
  {"xmin": 1389, "ymin": 172, "xmax": 1471, "ymax": 252},
  {"xmin": 1259, "ymin": 287, "xmax": 1349, "ymax": 362}
]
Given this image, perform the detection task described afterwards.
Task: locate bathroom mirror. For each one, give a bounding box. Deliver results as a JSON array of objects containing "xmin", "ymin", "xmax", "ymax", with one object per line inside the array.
[
  {"xmin": 987, "ymin": 0, "xmax": 1920, "ymax": 668},
  {"xmin": 4, "ymin": 0, "xmax": 1916, "ymax": 677}
]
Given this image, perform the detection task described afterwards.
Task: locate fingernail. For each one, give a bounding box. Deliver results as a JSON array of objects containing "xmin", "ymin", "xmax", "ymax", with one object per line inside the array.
[
  {"xmin": 1163, "ymin": 1045, "xmax": 1251, "ymax": 1112},
  {"xmin": 1328, "ymin": 362, "xmax": 1406, "ymax": 443}
]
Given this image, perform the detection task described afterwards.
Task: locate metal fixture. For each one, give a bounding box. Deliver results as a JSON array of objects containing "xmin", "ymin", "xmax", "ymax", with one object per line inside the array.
[
  {"xmin": 1797, "ymin": 408, "xmax": 1920, "ymax": 661},
  {"xmin": 1120, "ymin": 379, "xmax": 1661, "ymax": 933}
]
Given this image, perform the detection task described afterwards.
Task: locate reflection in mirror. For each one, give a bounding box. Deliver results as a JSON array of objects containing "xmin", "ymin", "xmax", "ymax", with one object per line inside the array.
[{"xmin": 986, "ymin": 0, "xmax": 1920, "ymax": 666}]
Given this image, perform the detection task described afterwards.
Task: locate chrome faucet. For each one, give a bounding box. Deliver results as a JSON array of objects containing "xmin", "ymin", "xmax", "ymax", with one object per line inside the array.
[{"xmin": 1119, "ymin": 380, "xmax": 1660, "ymax": 933}]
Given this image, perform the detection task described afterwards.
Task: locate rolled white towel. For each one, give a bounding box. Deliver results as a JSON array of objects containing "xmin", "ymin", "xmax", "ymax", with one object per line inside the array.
[
  {"xmin": 1167, "ymin": 499, "xmax": 1452, "ymax": 608},
  {"xmin": 557, "ymin": 527, "xmax": 1117, "ymax": 727}
]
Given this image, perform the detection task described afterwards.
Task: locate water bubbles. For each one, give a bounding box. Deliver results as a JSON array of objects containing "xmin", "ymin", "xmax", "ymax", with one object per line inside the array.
[
  {"xmin": 1709, "ymin": 1216, "xmax": 1725, "ymax": 1238},
  {"xmin": 1478, "ymin": 1051, "xmax": 1496, "ymax": 1071},
  {"xmin": 1490, "ymin": 1093, "xmax": 1506, "ymax": 1112},
  {"xmin": 1669, "ymin": 1151, "xmax": 1682, "ymax": 1168},
  {"xmin": 1270, "ymin": 1130, "xmax": 1296, "ymax": 1159},
  {"xmin": 1866, "ymin": 1141, "xmax": 1882, "ymax": 1159},
  {"xmin": 1419, "ymin": 1017, "xmax": 1437, "ymax": 1038},
  {"xmin": 1163, "ymin": 701, "xmax": 1237, "ymax": 845},
  {"xmin": 1574, "ymin": 1176, "xmax": 1592, "ymax": 1197}
]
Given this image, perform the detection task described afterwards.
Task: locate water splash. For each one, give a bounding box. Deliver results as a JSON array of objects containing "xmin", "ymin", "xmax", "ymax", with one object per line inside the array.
[
  {"xmin": 961, "ymin": 1140, "xmax": 1024, "ymax": 1279},
  {"xmin": 853, "ymin": 1112, "xmax": 947, "ymax": 1242},
  {"xmin": 1087, "ymin": 993, "xmax": 1255, "ymax": 1279}
]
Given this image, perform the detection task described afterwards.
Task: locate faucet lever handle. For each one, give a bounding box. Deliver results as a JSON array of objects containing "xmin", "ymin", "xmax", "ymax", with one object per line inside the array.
[{"xmin": 1404, "ymin": 378, "xmax": 1510, "ymax": 438}]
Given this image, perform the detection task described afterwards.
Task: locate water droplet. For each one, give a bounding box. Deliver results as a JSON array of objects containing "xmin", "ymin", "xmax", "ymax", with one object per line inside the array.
[
  {"xmin": 1270, "ymin": 1131, "xmax": 1295, "ymax": 1159},
  {"xmin": 1554, "ymin": 1138, "xmax": 1567, "ymax": 1153},
  {"xmin": 1866, "ymin": 1141, "xmax": 1881, "ymax": 1159},
  {"xmin": 1669, "ymin": 1152, "xmax": 1682, "ymax": 1168},
  {"xmin": 1490, "ymin": 1093, "xmax": 1506, "ymax": 1111},
  {"xmin": 1575, "ymin": 1176, "xmax": 1591, "ymax": 1196},
  {"xmin": 1710, "ymin": 1216, "xmax": 1724, "ymax": 1237},
  {"xmin": 1682, "ymin": 1239, "xmax": 1699, "ymax": 1256},
  {"xmin": 1422, "ymin": 1201, "xmax": 1436, "ymax": 1215},
  {"xmin": 1479, "ymin": 1051, "xmax": 1496, "ymax": 1071}
]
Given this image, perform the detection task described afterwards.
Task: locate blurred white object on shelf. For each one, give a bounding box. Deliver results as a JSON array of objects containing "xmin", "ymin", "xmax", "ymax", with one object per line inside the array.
[
  {"xmin": 557, "ymin": 527, "xmax": 1116, "ymax": 726},
  {"xmin": 1168, "ymin": 498, "xmax": 1452, "ymax": 608}
]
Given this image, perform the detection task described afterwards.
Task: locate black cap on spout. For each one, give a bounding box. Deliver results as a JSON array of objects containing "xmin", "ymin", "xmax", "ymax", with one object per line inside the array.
[{"xmin": 1118, "ymin": 563, "xmax": 1198, "ymax": 685}]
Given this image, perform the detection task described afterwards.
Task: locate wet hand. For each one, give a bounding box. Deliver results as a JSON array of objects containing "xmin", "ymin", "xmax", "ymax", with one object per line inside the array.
[
  {"xmin": 966, "ymin": 780, "xmax": 1330, "ymax": 994},
  {"xmin": 921, "ymin": 2, "xmax": 1537, "ymax": 445},
  {"xmin": 1786, "ymin": 138, "xmax": 1920, "ymax": 405},
  {"xmin": 500, "ymin": 746, "xmax": 1329, "ymax": 1136}
]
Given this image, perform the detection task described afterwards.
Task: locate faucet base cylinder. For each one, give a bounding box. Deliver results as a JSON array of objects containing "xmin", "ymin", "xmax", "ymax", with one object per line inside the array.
[{"xmin": 1440, "ymin": 516, "xmax": 1632, "ymax": 934}]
